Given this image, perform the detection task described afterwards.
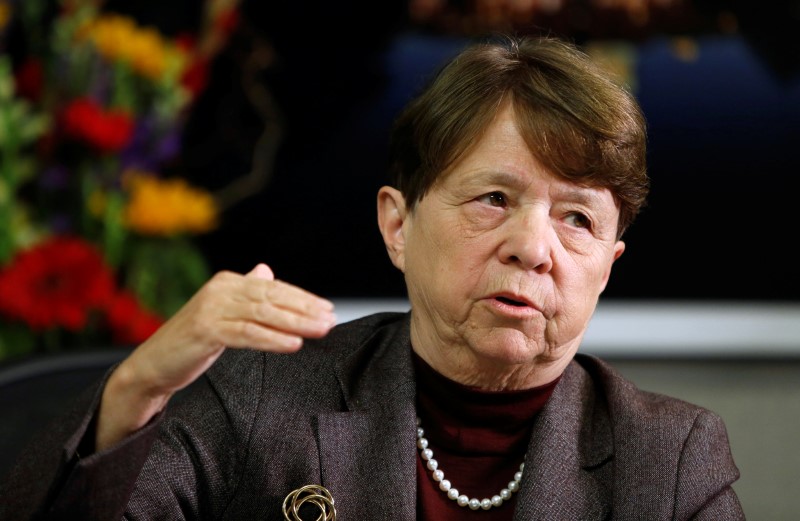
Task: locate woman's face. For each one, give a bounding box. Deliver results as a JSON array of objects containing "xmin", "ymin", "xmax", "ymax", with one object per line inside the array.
[{"xmin": 379, "ymin": 104, "xmax": 625, "ymax": 390}]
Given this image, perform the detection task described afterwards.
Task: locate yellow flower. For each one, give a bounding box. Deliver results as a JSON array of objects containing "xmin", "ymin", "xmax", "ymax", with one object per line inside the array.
[
  {"xmin": 80, "ymin": 14, "xmax": 186, "ymax": 81},
  {"xmin": 0, "ymin": 2, "xmax": 11, "ymax": 32},
  {"xmin": 128, "ymin": 28, "xmax": 167, "ymax": 79},
  {"xmin": 123, "ymin": 172, "xmax": 217, "ymax": 236}
]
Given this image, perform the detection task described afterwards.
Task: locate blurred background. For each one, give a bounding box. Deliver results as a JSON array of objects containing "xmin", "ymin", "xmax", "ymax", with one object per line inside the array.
[
  {"xmin": 165, "ymin": 0, "xmax": 800, "ymax": 303},
  {"xmin": 0, "ymin": 0, "xmax": 798, "ymax": 518}
]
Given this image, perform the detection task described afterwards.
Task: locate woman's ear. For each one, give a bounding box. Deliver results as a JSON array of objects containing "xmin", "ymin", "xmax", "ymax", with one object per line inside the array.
[
  {"xmin": 599, "ymin": 240, "xmax": 626, "ymax": 293},
  {"xmin": 377, "ymin": 186, "xmax": 408, "ymax": 272}
]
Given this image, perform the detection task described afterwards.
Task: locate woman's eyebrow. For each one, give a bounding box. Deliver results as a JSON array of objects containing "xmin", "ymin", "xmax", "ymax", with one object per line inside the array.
[
  {"xmin": 561, "ymin": 189, "xmax": 604, "ymax": 207},
  {"xmin": 458, "ymin": 170, "xmax": 531, "ymax": 190}
]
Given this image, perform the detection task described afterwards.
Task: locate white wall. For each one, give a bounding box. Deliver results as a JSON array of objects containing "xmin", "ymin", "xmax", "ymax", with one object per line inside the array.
[{"xmin": 331, "ymin": 299, "xmax": 800, "ymax": 357}]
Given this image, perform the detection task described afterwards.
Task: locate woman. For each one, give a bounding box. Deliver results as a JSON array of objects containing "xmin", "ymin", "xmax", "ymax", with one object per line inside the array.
[{"xmin": 1, "ymin": 35, "xmax": 744, "ymax": 520}]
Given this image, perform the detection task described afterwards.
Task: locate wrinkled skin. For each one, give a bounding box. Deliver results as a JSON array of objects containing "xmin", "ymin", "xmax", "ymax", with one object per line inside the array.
[{"xmin": 378, "ymin": 103, "xmax": 625, "ymax": 390}]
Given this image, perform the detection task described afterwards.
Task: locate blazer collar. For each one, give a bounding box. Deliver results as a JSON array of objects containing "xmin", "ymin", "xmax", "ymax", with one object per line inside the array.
[
  {"xmin": 315, "ymin": 315, "xmax": 613, "ymax": 521},
  {"xmin": 513, "ymin": 358, "xmax": 614, "ymax": 520},
  {"xmin": 317, "ymin": 312, "xmax": 418, "ymax": 521}
]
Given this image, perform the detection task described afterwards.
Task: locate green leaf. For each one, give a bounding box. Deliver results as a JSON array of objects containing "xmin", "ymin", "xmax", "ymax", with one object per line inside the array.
[
  {"xmin": 0, "ymin": 323, "xmax": 38, "ymax": 361},
  {"xmin": 0, "ymin": 57, "xmax": 13, "ymax": 100},
  {"xmin": 19, "ymin": 112, "xmax": 51, "ymax": 144},
  {"xmin": 103, "ymin": 191, "xmax": 128, "ymax": 268},
  {"xmin": 124, "ymin": 237, "xmax": 210, "ymax": 319}
]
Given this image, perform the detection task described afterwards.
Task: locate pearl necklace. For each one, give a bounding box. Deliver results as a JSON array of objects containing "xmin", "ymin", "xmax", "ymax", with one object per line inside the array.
[{"xmin": 416, "ymin": 417, "xmax": 524, "ymax": 511}]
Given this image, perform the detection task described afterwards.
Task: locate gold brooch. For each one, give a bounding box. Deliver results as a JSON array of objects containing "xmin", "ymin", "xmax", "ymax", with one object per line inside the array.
[{"xmin": 282, "ymin": 484, "xmax": 337, "ymax": 521}]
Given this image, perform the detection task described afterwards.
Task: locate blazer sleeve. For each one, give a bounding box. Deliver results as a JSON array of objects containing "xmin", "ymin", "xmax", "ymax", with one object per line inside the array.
[
  {"xmin": 0, "ymin": 367, "xmax": 161, "ymax": 521},
  {"xmin": 673, "ymin": 410, "xmax": 746, "ymax": 521},
  {"xmin": 0, "ymin": 350, "xmax": 263, "ymax": 521},
  {"xmin": 118, "ymin": 370, "xmax": 261, "ymax": 520}
]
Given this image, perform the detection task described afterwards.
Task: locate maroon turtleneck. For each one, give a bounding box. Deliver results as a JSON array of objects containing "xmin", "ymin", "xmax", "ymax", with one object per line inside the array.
[{"xmin": 413, "ymin": 350, "xmax": 561, "ymax": 521}]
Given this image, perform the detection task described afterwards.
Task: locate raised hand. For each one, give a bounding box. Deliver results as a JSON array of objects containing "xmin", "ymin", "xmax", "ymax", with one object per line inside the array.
[{"xmin": 95, "ymin": 264, "xmax": 336, "ymax": 451}]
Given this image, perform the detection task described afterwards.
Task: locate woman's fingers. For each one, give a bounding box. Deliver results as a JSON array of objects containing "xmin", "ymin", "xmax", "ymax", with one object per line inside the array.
[
  {"xmin": 246, "ymin": 262, "xmax": 274, "ymax": 280},
  {"xmin": 218, "ymin": 299, "xmax": 334, "ymax": 344},
  {"xmin": 212, "ymin": 269, "xmax": 334, "ymax": 316},
  {"xmin": 240, "ymin": 276, "xmax": 334, "ymax": 316},
  {"xmin": 216, "ymin": 319, "xmax": 305, "ymax": 353},
  {"xmin": 230, "ymin": 267, "xmax": 336, "ymax": 331},
  {"xmin": 139, "ymin": 265, "xmax": 336, "ymax": 359},
  {"xmin": 185, "ymin": 266, "xmax": 336, "ymax": 351}
]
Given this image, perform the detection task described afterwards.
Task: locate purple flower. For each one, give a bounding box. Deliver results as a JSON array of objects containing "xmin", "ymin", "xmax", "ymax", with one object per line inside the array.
[
  {"xmin": 39, "ymin": 166, "xmax": 70, "ymax": 190},
  {"xmin": 119, "ymin": 117, "xmax": 183, "ymax": 172},
  {"xmin": 49, "ymin": 214, "xmax": 73, "ymax": 234},
  {"xmin": 154, "ymin": 126, "xmax": 182, "ymax": 163}
]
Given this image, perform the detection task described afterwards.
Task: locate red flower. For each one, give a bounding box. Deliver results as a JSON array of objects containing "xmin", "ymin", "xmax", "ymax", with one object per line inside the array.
[
  {"xmin": 106, "ymin": 291, "xmax": 164, "ymax": 345},
  {"xmin": 0, "ymin": 236, "xmax": 115, "ymax": 331},
  {"xmin": 61, "ymin": 97, "xmax": 135, "ymax": 153},
  {"xmin": 213, "ymin": 8, "xmax": 240, "ymax": 36},
  {"xmin": 181, "ymin": 57, "xmax": 210, "ymax": 98},
  {"xmin": 173, "ymin": 32, "xmax": 197, "ymax": 53},
  {"xmin": 14, "ymin": 58, "xmax": 44, "ymax": 102}
]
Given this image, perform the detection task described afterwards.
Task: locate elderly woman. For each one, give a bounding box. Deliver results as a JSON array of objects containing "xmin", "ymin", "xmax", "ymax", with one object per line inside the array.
[{"xmin": 2, "ymin": 35, "xmax": 743, "ymax": 520}]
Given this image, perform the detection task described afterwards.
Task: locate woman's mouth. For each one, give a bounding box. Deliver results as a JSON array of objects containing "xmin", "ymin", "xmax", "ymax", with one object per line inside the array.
[{"xmin": 495, "ymin": 296, "xmax": 527, "ymax": 307}]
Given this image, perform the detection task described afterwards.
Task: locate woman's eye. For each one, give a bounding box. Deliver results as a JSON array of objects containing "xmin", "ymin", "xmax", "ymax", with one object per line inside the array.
[
  {"xmin": 478, "ymin": 192, "xmax": 507, "ymax": 207},
  {"xmin": 566, "ymin": 212, "xmax": 591, "ymax": 229}
]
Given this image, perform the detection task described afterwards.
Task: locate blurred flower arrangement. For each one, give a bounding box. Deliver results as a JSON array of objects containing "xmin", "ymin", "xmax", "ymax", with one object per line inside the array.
[{"xmin": 0, "ymin": 0, "xmax": 241, "ymax": 359}]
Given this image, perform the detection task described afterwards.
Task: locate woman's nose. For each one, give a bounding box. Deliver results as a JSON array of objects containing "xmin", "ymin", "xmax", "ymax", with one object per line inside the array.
[{"xmin": 497, "ymin": 209, "xmax": 554, "ymax": 273}]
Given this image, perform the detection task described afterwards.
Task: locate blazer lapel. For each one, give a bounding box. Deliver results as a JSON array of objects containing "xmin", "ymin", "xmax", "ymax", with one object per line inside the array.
[
  {"xmin": 514, "ymin": 361, "xmax": 614, "ymax": 521},
  {"xmin": 312, "ymin": 315, "xmax": 614, "ymax": 521},
  {"xmin": 316, "ymin": 313, "xmax": 418, "ymax": 521}
]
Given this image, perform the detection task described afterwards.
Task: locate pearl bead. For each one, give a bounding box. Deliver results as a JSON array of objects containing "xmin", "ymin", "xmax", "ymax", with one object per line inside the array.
[{"xmin": 416, "ymin": 417, "xmax": 524, "ymax": 512}]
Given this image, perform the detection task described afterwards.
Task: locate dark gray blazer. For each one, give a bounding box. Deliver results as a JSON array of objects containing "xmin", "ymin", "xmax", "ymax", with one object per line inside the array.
[{"xmin": 1, "ymin": 312, "xmax": 744, "ymax": 520}]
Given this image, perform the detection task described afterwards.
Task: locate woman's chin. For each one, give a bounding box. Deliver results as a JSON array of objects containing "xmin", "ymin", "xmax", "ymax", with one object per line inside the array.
[{"xmin": 466, "ymin": 327, "xmax": 547, "ymax": 366}]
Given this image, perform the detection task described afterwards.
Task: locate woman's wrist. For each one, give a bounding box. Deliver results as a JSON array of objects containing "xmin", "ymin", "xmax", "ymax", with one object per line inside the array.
[{"xmin": 95, "ymin": 361, "xmax": 171, "ymax": 452}]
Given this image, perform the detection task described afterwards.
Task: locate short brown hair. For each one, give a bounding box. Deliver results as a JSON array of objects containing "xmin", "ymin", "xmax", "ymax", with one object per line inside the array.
[{"xmin": 387, "ymin": 34, "xmax": 649, "ymax": 238}]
